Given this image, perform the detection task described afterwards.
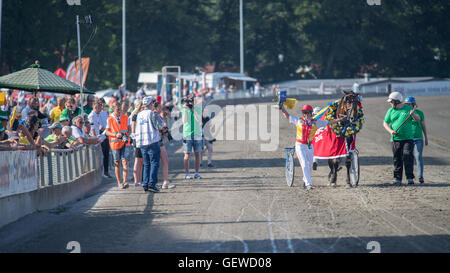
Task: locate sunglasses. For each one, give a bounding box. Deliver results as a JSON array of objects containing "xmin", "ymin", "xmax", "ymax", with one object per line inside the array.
[{"xmin": 302, "ymin": 111, "xmax": 312, "ymax": 114}]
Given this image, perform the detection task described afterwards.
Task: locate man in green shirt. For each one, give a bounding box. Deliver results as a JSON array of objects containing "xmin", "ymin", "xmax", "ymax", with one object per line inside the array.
[
  {"xmin": 383, "ymin": 92, "xmax": 421, "ymax": 185},
  {"xmin": 405, "ymin": 96, "xmax": 428, "ymax": 183},
  {"xmin": 179, "ymin": 94, "xmax": 203, "ymax": 179}
]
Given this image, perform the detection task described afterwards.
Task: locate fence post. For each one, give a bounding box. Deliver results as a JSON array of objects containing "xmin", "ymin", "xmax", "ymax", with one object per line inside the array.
[{"xmin": 46, "ymin": 153, "xmax": 53, "ymax": 186}]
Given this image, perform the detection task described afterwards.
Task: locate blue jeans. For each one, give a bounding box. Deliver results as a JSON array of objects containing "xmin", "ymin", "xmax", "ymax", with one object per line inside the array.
[
  {"xmin": 141, "ymin": 142, "xmax": 161, "ymax": 189},
  {"xmin": 413, "ymin": 138, "xmax": 424, "ymax": 178}
]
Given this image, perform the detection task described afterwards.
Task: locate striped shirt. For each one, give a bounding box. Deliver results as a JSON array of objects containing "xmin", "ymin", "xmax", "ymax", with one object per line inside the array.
[{"xmin": 134, "ymin": 109, "xmax": 161, "ymax": 148}]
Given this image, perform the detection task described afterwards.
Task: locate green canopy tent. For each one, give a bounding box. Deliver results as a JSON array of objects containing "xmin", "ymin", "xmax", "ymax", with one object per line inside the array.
[{"xmin": 0, "ymin": 64, "xmax": 93, "ymax": 95}]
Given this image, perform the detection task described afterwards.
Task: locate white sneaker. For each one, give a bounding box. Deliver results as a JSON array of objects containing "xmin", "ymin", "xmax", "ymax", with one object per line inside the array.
[
  {"xmin": 162, "ymin": 182, "xmax": 176, "ymax": 189},
  {"xmin": 185, "ymin": 174, "xmax": 193, "ymax": 179}
]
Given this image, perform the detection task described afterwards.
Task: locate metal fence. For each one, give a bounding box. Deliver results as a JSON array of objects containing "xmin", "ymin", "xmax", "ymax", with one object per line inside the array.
[{"xmin": 37, "ymin": 144, "xmax": 103, "ymax": 188}]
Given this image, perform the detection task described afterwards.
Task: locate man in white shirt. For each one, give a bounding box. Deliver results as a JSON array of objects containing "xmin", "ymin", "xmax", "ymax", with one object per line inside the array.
[
  {"xmin": 135, "ymin": 96, "xmax": 163, "ymax": 193},
  {"xmin": 89, "ymin": 100, "xmax": 112, "ymax": 178},
  {"xmin": 71, "ymin": 115, "xmax": 99, "ymax": 145}
]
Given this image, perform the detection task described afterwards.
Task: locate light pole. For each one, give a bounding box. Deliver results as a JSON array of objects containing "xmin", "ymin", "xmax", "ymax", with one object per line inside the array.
[
  {"xmin": 240, "ymin": 0, "xmax": 246, "ymax": 91},
  {"xmin": 76, "ymin": 15, "xmax": 84, "ymax": 114},
  {"xmin": 122, "ymin": 0, "xmax": 126, "ymax": 90}
]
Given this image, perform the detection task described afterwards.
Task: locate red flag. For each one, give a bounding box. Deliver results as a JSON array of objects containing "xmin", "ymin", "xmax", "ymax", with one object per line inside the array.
[{"xmin": 54, "ymin": 68, "xmax": 66, "ymax": 78}]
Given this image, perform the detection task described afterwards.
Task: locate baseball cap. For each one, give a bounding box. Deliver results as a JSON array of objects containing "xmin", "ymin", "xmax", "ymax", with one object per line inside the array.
[
  {"xmin": 142, "ymin": 96, "xmax": 154, "ymax": 106},
  {"xmin": 59, "ymin": 115, "xmax": 69, "ymax": 122},
  {"xmin": 48, "ymin": 122, "xmax": 63, "ymax": 130}
]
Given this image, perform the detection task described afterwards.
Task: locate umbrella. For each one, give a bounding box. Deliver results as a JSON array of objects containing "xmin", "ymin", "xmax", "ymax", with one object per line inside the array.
[{"xmin": 0, "ymin": 65, "xmax": 93, "ymax": 95}]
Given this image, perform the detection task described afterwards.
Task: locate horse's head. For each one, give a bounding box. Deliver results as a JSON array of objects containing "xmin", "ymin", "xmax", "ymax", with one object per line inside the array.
[{"xmin": 337, "ymin": 90, "xmax": 360, "ymax": 123}]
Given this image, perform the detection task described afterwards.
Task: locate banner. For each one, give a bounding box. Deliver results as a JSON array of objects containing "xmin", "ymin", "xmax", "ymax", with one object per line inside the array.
[
  {"xmin": 0, "ymin": 151, "xmax": 39, "ymax": 198},
  {"xmin": 66, "ymin": 57, "xmax": 90, "ymax": 86}
]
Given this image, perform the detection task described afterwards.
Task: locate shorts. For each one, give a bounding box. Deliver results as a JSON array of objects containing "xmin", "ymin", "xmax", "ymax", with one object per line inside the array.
[
  {"xmin": 183, "ymin": 139, "xmax": 203, "ymax": 154},
  {"xmin": 112, "ymin": 145, "xmax": 131, "ymax": 162},
  {"xmin": 135, "ymin": 147, "xmax": 142, "ymax": 158}
]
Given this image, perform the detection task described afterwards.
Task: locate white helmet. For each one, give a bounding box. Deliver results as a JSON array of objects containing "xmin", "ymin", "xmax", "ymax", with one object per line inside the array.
[{"xmin": 387, "ymin": 92, "xmax": 403, "ymax": 102}]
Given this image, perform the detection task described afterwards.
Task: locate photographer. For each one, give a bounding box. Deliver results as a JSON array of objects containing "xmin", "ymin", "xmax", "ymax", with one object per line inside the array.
[
  {"xmin": 106, "ymin": 102, "xmax": 131, "ymax": 190},
  {"xmin": 152, "ymin": 100, "xmax": 175, "ymax": 189},
  {"xmin": 179, "ymin": 94, "xmax": 203, "ymax": 179}
]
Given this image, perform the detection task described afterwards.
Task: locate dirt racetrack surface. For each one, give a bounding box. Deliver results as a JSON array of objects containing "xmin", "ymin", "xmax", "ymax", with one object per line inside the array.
[{"xmin": 0, "ymin": 95, "xmax": 449, "ymax": 253}]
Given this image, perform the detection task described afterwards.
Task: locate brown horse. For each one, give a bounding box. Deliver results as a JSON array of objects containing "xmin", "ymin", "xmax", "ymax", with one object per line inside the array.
[{"xmin": 328, "ymin": 90, "xmax": 361, "ymax": 187}]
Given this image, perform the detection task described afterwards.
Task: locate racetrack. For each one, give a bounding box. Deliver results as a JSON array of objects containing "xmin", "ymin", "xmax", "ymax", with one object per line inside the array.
[{"xmin": 0, "ymin": 95, "xmax": 449, "ymax": 253}]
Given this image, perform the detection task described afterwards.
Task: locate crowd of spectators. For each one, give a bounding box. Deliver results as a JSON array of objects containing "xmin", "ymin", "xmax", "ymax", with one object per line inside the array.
[{"xmin": 0, "ymin": 84, "xmax": 218, "ymax": 191}]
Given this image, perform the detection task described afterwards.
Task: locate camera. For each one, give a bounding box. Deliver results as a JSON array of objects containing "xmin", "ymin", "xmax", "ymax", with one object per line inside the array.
[
  {"xmin": 182, "ymin": 97, "xmax": 194, "ymax": 109},
  {"xmin": 160, "ymin": 127, "xmax": 173, "ymax": 142}
]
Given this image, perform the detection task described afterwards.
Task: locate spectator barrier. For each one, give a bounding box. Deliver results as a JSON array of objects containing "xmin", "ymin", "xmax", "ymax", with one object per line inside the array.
[{"xmin": 0, "ymin": 144, "xmax": 104, "ymax": 228}]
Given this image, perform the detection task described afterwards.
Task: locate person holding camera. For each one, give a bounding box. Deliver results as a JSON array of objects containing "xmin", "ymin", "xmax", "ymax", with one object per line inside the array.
[
  {"xmin": 152, "ymin": 100, "xmax": 175, "ymax": 189},
  {"xmin": 106, "ymin": 101, "xmax": 131, "ymax": 190},
  {"xmin": 180, "ymin": 94, "xmax": 203, "ymax": 179}
]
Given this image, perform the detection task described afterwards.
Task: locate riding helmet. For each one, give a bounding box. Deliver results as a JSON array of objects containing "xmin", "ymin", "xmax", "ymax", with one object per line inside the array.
[
  {"xmin": 404, "ymin": 96, "xmax": 416, "ymax": 104},
  {"xmin": 387, "ymin": 92, "xmax": 403, "ymax": 103},
  {"xmin": 301, "ymin": 105, "xmax": 313, "ymax": 112}
]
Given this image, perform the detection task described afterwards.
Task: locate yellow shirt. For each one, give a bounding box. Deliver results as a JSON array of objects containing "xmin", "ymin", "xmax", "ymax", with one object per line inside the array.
[{"xmin": 50, "ymin": 106, "xmax": 64, "ymax": 122}]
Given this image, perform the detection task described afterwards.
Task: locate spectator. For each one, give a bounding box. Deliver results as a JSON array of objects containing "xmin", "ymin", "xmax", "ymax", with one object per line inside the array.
[
  {"xmin": 105, "ymin": 102, "xmax": 131, "ymax": 189},
  {"xmin": 134, "ymin": 96, "xmax": 162, "ymax": 193},
  {"xmin": 130, "ymin": 100, "xmax": 145, "ymax": 187},
  {"xmin": 60, "ymin": 97, "xmax": 82, "ymax": 126},
  {"xmin": 153, "ymin": 100, "xmax": 175, "ymax": 189},
  {"xmin": 21, "ymin": 97, "xmax": 47, "ymax": 122},
  {"xmin": 83, "ymin": 95, "xmax": 95, "ymax": 115},
  {"xmin": 83, "ymin": 121, "xmax": 92, "ymax": 137},
  {"xmin": 50, "ymin": 97, "xmax": 66, "ymax": 123},
  {"xmin": 71, "ymin": 115, "xmax": 99, "ymax": 145},
  {"xmin": 59, "ymin": 115, "xmax": 70, "ymax": 127},
  {"xmin": 383, "ymin": 92, "xmax": 421, "ymax": 185},
  {"xmin": 58, "ymin": 126, "xmax": 79, "ymax": 149},
  {"xmin": 136, "ymin": 88, "xmax": 145, "ymax": 99},
  {"xmin": 0, "ymin": 110, "xmax": 8, "ymax": 132},
  {"xmin": 121, "ymin": 100, "xmax": 130, "ymax": 117},
  {"xmin": 404, "ymin": 96, "xmax": 428, "ymax": 183},
  {"xmin": 201, "ymin": 110, "xmax": 215, "ymax": 168},
  {"xmin": 89, "ymin": 100, "xmax": 112, "ymax": 178},
  {"xmin": 41, "ymin": 122, "xmax": 67, "ymax": 150},
  {"xmin": 180, "ymin": 94, "xmax": 203, "ymax": 179}
]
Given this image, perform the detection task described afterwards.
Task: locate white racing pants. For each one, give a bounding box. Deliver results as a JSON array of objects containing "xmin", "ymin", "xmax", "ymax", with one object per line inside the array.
[{"xmin": 295, "ymin": 142, "xmax": 314, "ymax": 187}]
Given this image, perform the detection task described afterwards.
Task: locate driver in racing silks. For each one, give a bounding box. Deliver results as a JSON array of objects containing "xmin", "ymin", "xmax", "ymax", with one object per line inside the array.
[{"xmin": 281, "ymin": 104, "xmax": 343, "ymax": 190}]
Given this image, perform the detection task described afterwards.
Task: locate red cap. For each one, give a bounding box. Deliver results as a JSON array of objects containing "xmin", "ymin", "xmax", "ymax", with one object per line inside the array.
[
  {"xmin": 301, "ymin": 104, "xmax": 313, "ymax": 112},
  {"xmin": 157, "ymin": 96, "xmax": 162, "ymax": 103}
]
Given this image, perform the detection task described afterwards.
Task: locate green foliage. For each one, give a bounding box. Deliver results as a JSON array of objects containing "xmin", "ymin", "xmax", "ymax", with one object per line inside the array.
[{"xmin": 1, "ymin": 0, "xmax": 449, "ymax": 91}]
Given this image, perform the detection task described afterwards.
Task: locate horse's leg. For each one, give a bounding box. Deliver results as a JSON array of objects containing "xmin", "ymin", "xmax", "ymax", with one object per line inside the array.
[
  {"xmin": 328, "ymin": 159, "xmax": 334, "ymax": 181},
  {"xmin": 330, "ymin": 159, "xmax": 338, "ymax": 187}
]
